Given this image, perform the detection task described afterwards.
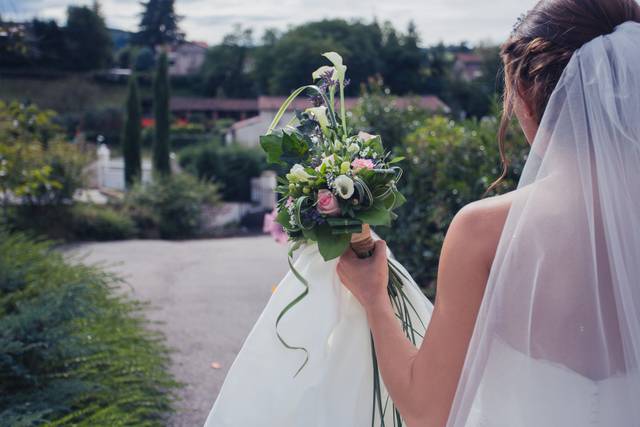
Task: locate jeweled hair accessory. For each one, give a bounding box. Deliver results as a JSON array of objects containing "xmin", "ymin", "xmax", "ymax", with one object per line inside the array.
[{"xmin": 512, "ymin": 11, "xmax": 529, "ymax": 36}]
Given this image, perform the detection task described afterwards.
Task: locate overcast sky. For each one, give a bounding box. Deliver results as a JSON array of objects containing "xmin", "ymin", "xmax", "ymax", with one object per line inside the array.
[{"xmin": 1, "ymin": 0, "xmax": 537, "ymax": 46}]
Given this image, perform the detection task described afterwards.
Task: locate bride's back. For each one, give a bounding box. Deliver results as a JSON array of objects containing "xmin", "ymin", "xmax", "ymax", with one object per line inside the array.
[{"xmin": 448, "ymin": 2, "xmax": 640, "ymax": 426}]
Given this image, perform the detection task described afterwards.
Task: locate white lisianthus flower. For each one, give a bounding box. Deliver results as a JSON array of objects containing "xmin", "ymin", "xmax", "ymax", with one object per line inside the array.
[
  {"xmin": 289, "ymin": 164, "xmax": 314, "ymax": 182},
  {"xmin": 333, "ymin": 175, "xmax": 355, "ymax": 199},
  {"xmin": 347, "ymin": 143, "xmax": 360, "ymax": 154}
]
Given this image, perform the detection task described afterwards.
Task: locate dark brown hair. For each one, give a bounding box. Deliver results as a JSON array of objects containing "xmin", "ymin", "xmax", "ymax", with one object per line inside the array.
[{"xmin": 489, "ymin": 0, "xmax": 640, "ymax": 193}]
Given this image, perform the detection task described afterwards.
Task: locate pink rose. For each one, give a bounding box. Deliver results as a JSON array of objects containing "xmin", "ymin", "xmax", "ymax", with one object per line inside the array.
[
  {"xmin": 351, "ymin": 158, "xmax": 375, "ymax": 172},
  {"xmin": 263, "ymin": 210, "xmax": 288, "ymax": 245},
  {"xmin": 317, "ymin": 189, "xmax": 341, "ymax": 216}
]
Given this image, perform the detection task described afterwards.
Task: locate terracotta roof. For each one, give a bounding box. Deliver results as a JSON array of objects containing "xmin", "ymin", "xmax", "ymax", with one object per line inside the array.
[
  {"xmin": 258, "ymin": 95, "xmax": 448, "ymax": 112},
  {"xmin": 170, "ymin": 97, "xmax": 258, "ymax": 112},
  {"xmin": 455, "ymin": 53, "xmax": 482, "ymax": 64},
  {"xmin": 171, "ymin": 95, "xmax": 449, "ymax": 113}
]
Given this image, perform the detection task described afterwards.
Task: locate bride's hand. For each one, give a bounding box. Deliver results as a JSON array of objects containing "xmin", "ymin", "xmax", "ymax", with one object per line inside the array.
[{"xmin": 337, "ymin": 240, "xmax": 389, "ymax": 310}]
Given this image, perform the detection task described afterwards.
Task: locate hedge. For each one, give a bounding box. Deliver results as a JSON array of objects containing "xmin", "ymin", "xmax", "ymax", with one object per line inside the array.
[
  {"xmin": 380, "ymin": 116, "xmax": 529, "ymax": 295},
  {"xmin": 0, "ymin": 230, "xmax": 179, "ymax": 426}
]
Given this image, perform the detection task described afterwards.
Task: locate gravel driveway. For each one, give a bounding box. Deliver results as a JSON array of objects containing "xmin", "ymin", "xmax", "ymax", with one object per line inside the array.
[{"xmin": 64, "ymin": 236, "xmax": 289, "ymax": 426}]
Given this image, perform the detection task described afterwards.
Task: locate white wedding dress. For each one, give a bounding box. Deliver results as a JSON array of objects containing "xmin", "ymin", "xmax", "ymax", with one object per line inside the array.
[
  {"xmin": 206, "ymin": 21, "xmax": 640, "ymax": 427},
  {"xmin": 204, "ymin": 243, "xmax": 433, "ymax": 426}
]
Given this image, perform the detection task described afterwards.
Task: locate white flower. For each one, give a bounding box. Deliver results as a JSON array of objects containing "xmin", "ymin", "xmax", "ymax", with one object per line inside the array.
[
  {"xmin": 322, "ymin": 52, "xmax": 347, "ymax": 85},
  {"xmin": 289, "ymin": 164, "xmax": 314, "ymax": 182},
  {"xmin": 347, "ymin": 143, "xmax": 360, "ymax": 154},
  {"xmin": 312, "ymin": 65, "xmax": 334, "ymax": 80},
  {"xmin": 333, "ymin": 175, "xmax": 355, "ymax": 199},
  {"xmin": 305, "ymin": 106, "xmax": 329, "ymax": 131},
  {"xmin": 315, "ymin": 154, "xmax": 336, "ymax": 172},
  {"xmin": 312, "ymin": 52, "xmax": 347, "ymax": 85},
  {"xmin": 333, "ymin": 140, "xmax": 343, "ymax": 151}
]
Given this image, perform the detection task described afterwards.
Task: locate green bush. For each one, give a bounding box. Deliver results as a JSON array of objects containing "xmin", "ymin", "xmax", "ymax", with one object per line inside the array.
[
  {"xmin": 0, "ymin": 101, "xmax": 89, "ymax": 210},
  {"xmin": 353, "ymin": 80, "xmax": 431, "ymax": 150},
  {"xmin": 0, "ymin": 230, "xmax": 179, "ymax": 426},
  {"xmin": 69, "ymin": 204, "xmax": 138, "ymax": 241},
  {"xmin": 81, "ymin": 107, "xmax": 123, "ymax": 146},
  {"xmin": 126, "ymin": 173, "xmax": 221, "ymax": 239},
  {"xmin": 381, "ymin": 115, "xmax": 529, "ymax": 294},
  {"xmin": 170, "ymin": 123, "xmax": 209, "ymax": 148},
  {"xmin": 179, "ymin": 143, "xmax": 266, "ymax": 202}
]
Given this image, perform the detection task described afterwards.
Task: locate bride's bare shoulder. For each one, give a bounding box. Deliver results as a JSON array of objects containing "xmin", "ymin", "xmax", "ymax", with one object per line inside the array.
[{"xmin": 446, "ymin": 191, "xmax": 517, "ymax": 266}]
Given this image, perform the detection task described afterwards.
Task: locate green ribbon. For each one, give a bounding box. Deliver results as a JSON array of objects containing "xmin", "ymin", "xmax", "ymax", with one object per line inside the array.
[{"xmin": 275, "ymin": 248, "xmax": 310, "ymax": 377}]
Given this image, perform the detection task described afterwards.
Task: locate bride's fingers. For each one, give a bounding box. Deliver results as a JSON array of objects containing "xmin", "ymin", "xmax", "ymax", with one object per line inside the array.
[{"xmin": 373, "ymin": 240, "xmax": 387, "ymax": 261}]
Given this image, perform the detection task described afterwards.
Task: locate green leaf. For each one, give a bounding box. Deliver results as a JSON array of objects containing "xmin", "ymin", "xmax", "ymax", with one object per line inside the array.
[
  {"xmin": 280, "ymin": 131, "xmax": 309, "ymax": 165},
  {"xmin": 381, "ymin": 190, "xmax": 407, "ymax": 210},
  {"xmin": 355, "ymin": 202, "xmax": 392, "ymax": 226},
  {"xmin": 302, "ymin": 227, "xmax": 318, "ymax": 241},
  {"xmin": 393, "ymin": 191, "xmax": 407, "ymax": 209},
  {"xmin": 366, "ymin": 135, "xmax": 384, "ymax": 153},
  {"xmin": 316, "ymin": 226, "xmax": 351, "ymax": 261},
  {"xmin": 276, "ymin": 208, "xmax": 292, "ymax": 229},
  {"xmin": 389, "ymin": 156, "xmax": 405, "ymax": 165},
  {"xmin": 260, "ymin": 134, "xmax": 284, "ymax": 165}
]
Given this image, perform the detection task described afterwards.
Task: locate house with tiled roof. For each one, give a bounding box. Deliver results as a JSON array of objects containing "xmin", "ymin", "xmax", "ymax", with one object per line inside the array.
[
  {"xmin": 224, "ymin": 95, "xmax": 450, "ymax": 148},
  {"xmin": 453, "ymin": 53, "xmax": 484, "ymax": 81}
]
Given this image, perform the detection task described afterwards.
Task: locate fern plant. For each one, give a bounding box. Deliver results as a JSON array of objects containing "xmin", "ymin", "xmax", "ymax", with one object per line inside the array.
[{"xmin": 0, "ymin": 230, "xmax": 180, "ymax": 426}]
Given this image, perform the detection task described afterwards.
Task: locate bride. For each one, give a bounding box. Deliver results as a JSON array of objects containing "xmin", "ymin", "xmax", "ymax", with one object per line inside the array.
[
  {"xmin": 206, "ymin": 0, "xmax": 640, "ymax": 426},
  {"xmin": 339, "ymin": 0, "xmax": 640, "ymax": 425}
]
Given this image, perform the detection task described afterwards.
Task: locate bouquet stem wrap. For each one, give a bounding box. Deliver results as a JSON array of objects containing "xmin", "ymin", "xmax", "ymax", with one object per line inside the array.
[{"xmin": 351, "ymin": 224, "xmax": 375, "ymax": 258}]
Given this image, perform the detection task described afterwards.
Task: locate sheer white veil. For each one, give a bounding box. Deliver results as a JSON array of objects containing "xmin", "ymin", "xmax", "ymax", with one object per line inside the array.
[{"xmin": 447, "ymin": 21, "xmax": 640, "ymax": 427}]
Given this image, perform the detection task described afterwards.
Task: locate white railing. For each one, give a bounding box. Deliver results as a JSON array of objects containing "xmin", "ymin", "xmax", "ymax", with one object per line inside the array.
[
  {"xmin": 250, "ymin": 171, "xmax": 277, "ymax": 210},
  {"xmin": 96, "ymin": 144, "xmax": 152, "ymax": 191}
]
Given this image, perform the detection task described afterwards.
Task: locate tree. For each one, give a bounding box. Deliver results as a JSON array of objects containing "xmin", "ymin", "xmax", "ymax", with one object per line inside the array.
[
  {"xmin": 136, "ymin": 0, "xmax": 184, "ymax": 47},
  {"xmin": 152, "ymin": 52, "xmax": 171, "ymax": 176},
  {"xmin": 200, "ymin": 26, "xmax": 257, "ymax": 98},
  {"xmin": 31, "ymin": 19, "xmax": 67, "ymax": 68},
  {"xmin": 64, "ymin": 2, "xmax": 113, "ymax": 71},
  {"xmin": 123, "ymin": 74, "xmax": 142, "ymax": 188}
]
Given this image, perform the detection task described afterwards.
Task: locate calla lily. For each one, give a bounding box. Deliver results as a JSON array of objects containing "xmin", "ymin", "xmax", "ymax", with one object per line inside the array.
[
  {"xmin": 288, "ymin": 164, "xmax": 314, "ymax": 182},
  {"xmin": 322, "ymin": 52, "xmax": 347, "ymax": 85},
  {"xmin": 312, "ymin": 65, "xmax": 334, "ymax": 80},
  {"xmin": 305, "ymin": 106, "xmax": 330, "ymax": 131}
]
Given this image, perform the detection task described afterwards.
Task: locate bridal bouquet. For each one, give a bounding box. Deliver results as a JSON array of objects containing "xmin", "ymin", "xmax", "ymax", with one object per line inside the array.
[
  {"xmin": 261, "ymin": 52, "xmax": 406, "ymax": 261},
  {"xmin": 260, "ymin": 52, "xmax": 424, "ymax": 425}
]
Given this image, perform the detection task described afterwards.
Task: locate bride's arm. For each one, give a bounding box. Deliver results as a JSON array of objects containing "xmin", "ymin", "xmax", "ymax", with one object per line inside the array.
[{"xmin": 337, "ymin": 202, "xmax": 502, "ymax": 427}]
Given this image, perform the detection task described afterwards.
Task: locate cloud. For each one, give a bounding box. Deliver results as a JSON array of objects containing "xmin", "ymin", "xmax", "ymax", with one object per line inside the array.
[{"xmin": 2, "ymin": 0, "xmax": 537, "ymax": 46}]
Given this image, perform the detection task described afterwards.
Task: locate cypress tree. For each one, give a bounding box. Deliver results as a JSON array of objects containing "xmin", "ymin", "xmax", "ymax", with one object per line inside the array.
[
  {"xmin": 123, "ymin": 73, "xmax": 142, "ymax": 187},
  {"xmin": 153, "ymin": 51, "xmax": 171, "ymax": 176}
]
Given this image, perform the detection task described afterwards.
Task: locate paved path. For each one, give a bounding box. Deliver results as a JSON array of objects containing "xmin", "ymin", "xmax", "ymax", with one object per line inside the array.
[{"xmin": 65, "ymin": 237, "xmax": 289, "ymax": 427}]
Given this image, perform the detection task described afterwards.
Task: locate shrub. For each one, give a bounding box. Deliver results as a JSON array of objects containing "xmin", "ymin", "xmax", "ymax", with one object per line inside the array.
[
  {"xmin": 126, "ymin": 173, "xmax": 221, "ymax": 239},
  {"xmin": 178, "ymin": 143, "xmax": 266, "ymax": 202},
  {"xmin": 170, "ymin": 122, "xmax": 209, "ymax": 148},
  {"xmin": 381, "ymin": 115, "xmax": 529, "ymax": 294},
  {"xmin": 0, "ymin": 230, "xmax": 179, "ymax": 425},
  {"xmin": 69, "ymin": 204, "xmax": 137, "ymax": 241},
  {"xmin": 81, "ymin": 107, "xmax": 123, "ymax": 146},
  {"xmin": 352, "ymin": 79, "xmax": 431, "ymax": 150},
  {"xmin": 0, "ymin": 101, "xmax": 88, "ymax": 212}
]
